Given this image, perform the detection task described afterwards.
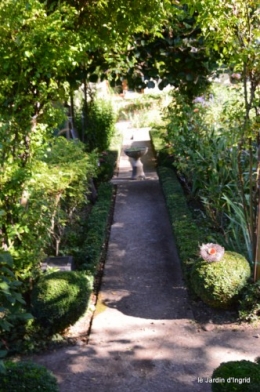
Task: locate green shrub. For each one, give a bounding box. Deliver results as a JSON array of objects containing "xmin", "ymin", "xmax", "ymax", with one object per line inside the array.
[
  {"xmin": 239, "ymin": 281, "xmax": 260, "ymax": 322},
  {"xmin": 0, "ymin": 137, "xmax": 98, "ymax": 286},
  {"xmin": 84, "ymin": 98, "xmax": 116, "ymax": 152},
  {"xmin": 211, "ymin": 360, "xmax": 260, "ymax": 392},
  {"xmin": 150, "ymin": 128, "xmax": 174, "ymax": 167},
  {"xmin": 191, "ymin": 251, "xmax": 251, "ymax": 309},
  {"xmin": 96, "ymin": 150, "xmax": 118, "ymax": 184},
  {"xmin": 76, "ymin": 183, "xmax": 114, "ymax": 272},
  {"xmin": 156, "ymin": 166, "xmax": 202, "ymax": 283},
  {"xmin": 0, "ymin": 361, "xmax": 58, "ymax": 392},
  {"xmin": 0, "ymin": 252, "xmax": 32, "ymax": 334},
  {"xmin": 31, "ymin": 271, "xmax": 93, "ymax": 333},
  {"xmin": 161, "ymin": 86, "xmax": 255, "ymax": 263}
]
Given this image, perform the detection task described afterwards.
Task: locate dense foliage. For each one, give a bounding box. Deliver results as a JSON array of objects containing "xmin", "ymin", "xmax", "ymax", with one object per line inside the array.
[
  {"xmin": 76, "ymin": 183, "xmax": 114, "ymax": 272},
  {"xmin": 83, "ymin": 98, "xmax": 116, "ymax": 152},
  {"xmin": 0, "ymin": 361, "xmax": 58, "ymax": 392},
  {"xmin": 153, "ymin": 135, "xmax": 252, "ymax": 309},
  {"xmin": 191, "ymin": 251, "xmax": 251, "ymax": 309},
  {"xmin": 162, "ymin": 84, "xmax": 256, "ymax": 262},
  {"xmin": 211, "ymin": 360, "xmax": 260, "ymax": 392},
  {"xmin": 182, "ymin": 0, "xmax": 260, "ymax": 279},
  {"xmin": 31, "ymin": 271, "xmax": 93, "ymax": 333},
  {"xmin": 239, "ymin": 281, "xmax": 260, "ymax": 322},
  {"xmin": 0, "ymin": 252, "xmax": 32, "ymax": 333},
  {"xmin": 156, "ymin": 165, "xmax": 202, "ymax": 284},
  {"xmin": 0, "ymin": 0, "xmax": 172, "ymax": 338},
  {"xmin": 111, "ymin": 12, "xmax": 213, "ymax": 99}
]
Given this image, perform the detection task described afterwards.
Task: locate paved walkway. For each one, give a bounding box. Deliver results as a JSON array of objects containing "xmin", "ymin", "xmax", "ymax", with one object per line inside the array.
[{"xmin": 33, "ymin": 124, "xmax": 260, "ymax": 392}]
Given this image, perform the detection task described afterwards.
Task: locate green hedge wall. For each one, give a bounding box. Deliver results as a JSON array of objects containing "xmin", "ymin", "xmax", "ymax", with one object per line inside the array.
[
  {"xmin": 76, "ymin": 182, "xmax": 114, "ymax": 272},
  {"xmin": 157, "ymin": 166, "xmax": 202, "ymax": 284}
]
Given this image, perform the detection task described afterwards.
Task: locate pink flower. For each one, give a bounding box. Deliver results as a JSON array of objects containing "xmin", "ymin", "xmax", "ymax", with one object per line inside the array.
[{"xmin": 199, "ymin": 243, "xmax": 225, "ymax": 263}]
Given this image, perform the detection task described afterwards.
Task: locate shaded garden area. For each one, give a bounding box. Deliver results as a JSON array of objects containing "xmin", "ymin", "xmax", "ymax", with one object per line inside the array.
[{"xmin": 0, "ymin": 1, "xmax": 260, "ymax": 391}]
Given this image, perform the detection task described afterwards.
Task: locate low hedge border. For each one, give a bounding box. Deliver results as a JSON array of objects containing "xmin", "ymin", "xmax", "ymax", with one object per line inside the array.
[
  {"xmin": 150, "ymin": 128, "xmax": 204, "ymax": 289},
  {"xmin": 157, "ymin": 165, "xmax": 202, "ymax": 285},
  {"xmin": 76, "ymin": 182, "xmax": 115, "ymax": 273}
]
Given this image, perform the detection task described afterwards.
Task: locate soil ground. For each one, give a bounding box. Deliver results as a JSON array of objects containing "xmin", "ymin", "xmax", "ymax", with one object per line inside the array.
[{"xmin": 30, "ymin": 124, "xmax": 260, "ymax": 392}]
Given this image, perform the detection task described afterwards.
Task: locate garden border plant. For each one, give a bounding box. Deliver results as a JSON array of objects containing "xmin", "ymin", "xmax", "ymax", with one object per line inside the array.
[
  {"xmin": 211, "ymin": 359, "xmax": 260, "ymax": 392},
  {"xmin": 0, "ymin": 174, "xmax": 116, "ymax": 358},
  {"xmin": 75, "ymin": 182, "xmax": 115, "ymax": 274},
  {"xmin": 31, "ymin": 270, "xmax": 93, "ymax": 334},
  {"xmin": 151, "ymin": 130, "xmax": 252, "ymax": 312},
  {"xmin": 156, "ymin": 165, "xmax": 202, "ymax": 288},
  {"xmin": 150, "ymin": 128, "xmax": 204, "ymax": 284},
  {"xmin": 0, "ymin": 360, "xmax": 58, "ymax": 392},
  {"xmin": 191, "ymin": 250, "xmax": 251, "ymax": 309}
]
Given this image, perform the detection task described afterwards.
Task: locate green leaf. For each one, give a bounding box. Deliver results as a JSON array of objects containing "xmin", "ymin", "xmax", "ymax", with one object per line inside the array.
[
  {"xmin": 0, "ymin": 281, "xmax": 10, "ymax": 293},
  {"xmin": 0, "ymin": 252, "xmax": 13, "ymax": 267},
  {"xmin": 186, "ymin": 73, "xmax": 194, "ymax": 81}
]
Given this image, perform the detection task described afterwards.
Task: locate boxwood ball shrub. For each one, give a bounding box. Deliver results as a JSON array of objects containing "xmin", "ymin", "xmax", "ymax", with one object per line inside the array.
[
  {"xmin": 211, "ymin": 360, "xmax": 260, "ymax": 392},
  {"xmin": 191, "ymin": 251, "xmax": 251, "ymax": 309},
  {"xmin": 31, "ymin": 271, "xmax": 93, "ymax": 333},
  {"xmin": 0, "ymin": 361, "xmax": 58, "ymax": 392}
]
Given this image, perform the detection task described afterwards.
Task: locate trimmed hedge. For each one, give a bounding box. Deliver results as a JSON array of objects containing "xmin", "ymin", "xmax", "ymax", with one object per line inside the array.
[
  {"xmin": 0, "ymin": 361, "xmax": 58, "ymax": 392},
  {"xmin": 157, "ymin": 165, "xmax": 202, "ymax": 283},
  {"xmin": 31, "ymin": 271, "xmax": 93, "ymax": 333},
  {"xmin": 191, "ymin": 251, "xmax": 251, "ymax": 309},
  {"xmin": 211, "ymin": 360, "xmax": 260, "ymax": 391},
  {"xmin": 76, "ymin": 182, "xmax": 114, "ymax": 272}
]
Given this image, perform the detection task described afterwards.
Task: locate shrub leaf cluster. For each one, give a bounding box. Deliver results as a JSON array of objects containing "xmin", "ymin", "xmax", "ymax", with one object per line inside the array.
[
  {"xmin": 191, "ymin": 251, "xmax": 251, "ymax": 309},
  {"xmin": 212, "ymin": 360, "xmax": 260, "ymax": 392},
  {"xmin": 76, "ymin": 183, "xmax": 114, "ymax": 272},
  {"xmin": 0, "ymin": 361, "xmax": 58, "ymax": 392},
  {"xmin": 31, "ymin": 271, "xmax": 93, "ymax": 333}
]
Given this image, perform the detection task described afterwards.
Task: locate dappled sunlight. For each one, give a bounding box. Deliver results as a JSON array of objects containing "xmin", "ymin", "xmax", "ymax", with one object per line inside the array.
[
  {"xmin": 2, "ymin": 0, "xmax": 259, "ymax": 390},
  {"xmin": 33, "ymin": 319, "xmax": 211, "ymax": 391},
  {"xmin": 205, "ymin": 345, "xmax": 256, "ymax": 367},
  {"xmin": 111, "ymin": 222, "xmax": 125, "ymax": 228},
  {"xmin": 32, "ymin": 317, "xmax": 260, "ymax": 392},
  {"xmin": 29, "ymin": 113, "xmax": 260, "ymax": 392}
]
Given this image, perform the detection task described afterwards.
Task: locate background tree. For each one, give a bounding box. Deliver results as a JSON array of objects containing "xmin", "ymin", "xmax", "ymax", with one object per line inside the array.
[
  {"xmin": 76, "ymin": 4, "xmax": 216, "ymax": 101},
  {"xmin": 107, "ymin": 6, "xmax": 215, "ymax": 100}
]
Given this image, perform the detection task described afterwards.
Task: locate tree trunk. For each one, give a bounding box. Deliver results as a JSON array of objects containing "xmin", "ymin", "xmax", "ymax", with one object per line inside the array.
[{"xmin": 254, "ymin": 141, "xmax": 260, "ymax": 281}]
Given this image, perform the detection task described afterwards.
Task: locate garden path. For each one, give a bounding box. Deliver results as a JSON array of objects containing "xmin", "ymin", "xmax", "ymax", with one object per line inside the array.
[{"xmin": 32, "ymin": 123, "xmax": 260, "ymax": 392}]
